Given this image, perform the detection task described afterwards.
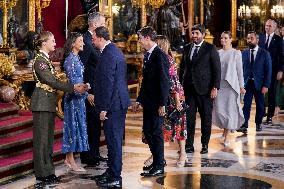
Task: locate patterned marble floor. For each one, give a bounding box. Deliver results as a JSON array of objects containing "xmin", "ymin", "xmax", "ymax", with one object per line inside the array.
[{"xmin": 2, "ymin": 110, "xmax": 284, "ymax": 189}]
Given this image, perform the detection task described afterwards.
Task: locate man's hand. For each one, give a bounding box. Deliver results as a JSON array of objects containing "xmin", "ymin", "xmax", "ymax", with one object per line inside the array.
[
  {"xmin": 158, "ymin": 106, "xmax": 166, "ymax": 116},
  {"xmin": 100, "ymin": 111, "xmax": 108, "ymax": 121},
  {"xmin": 132, "ymin": 102, "xmax": 140, "ymax": 113},
  {"xmin": 240, "ymin": 87, "xmax": 246, "ymax": 94},
  {"xmin": 87, "ymin": 94, "xmax": 95, "ymax": 106},
  {"xmin": 261, "ymin": 87, "xmax": 268, "ymax": 94},
  {"xmin": 277, "ymin": 71, "xmax": 283, "ymax": 80},
  {"xmin": 210, "ymin": 88, "xmax": 218, "ymax": 99},
  {"xmin": 74, "ymin": 83, "xmax": 87, "ymax": 93}
]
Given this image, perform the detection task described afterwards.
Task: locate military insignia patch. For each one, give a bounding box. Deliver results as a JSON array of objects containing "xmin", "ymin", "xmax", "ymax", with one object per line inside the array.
[{"xmin": 39, "ymin": 62, "xmax": 48, "ymax": 70}]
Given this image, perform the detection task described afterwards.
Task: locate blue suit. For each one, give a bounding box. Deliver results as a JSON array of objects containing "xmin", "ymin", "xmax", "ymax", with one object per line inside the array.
[
  {"xmin": 79, "ymin": 31, "xmax": 102, "ymax": 161},
  {"xmin": 94, "ymin": 42, "xmax": 131, "ymax": 181},
  {"xmin": 259, "ymin": 33, "xmax": 284, "ymax": 119},
  {"xmin": 242, "ymin": 47, "xmax": 272, "ymax": 127}
]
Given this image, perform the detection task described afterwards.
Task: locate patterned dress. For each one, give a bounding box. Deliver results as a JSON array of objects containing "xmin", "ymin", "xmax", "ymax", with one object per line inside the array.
[
  {"xmin": 62, "ymin": 53, "xmax": 89, "ymax": 153},
  {"xmin": 163, "ymin": 56, "xmax": 187, "ymax": 142}
]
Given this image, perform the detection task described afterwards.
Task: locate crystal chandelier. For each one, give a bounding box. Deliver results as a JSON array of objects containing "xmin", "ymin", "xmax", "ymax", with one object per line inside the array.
[{"xmin": 271, "ymin": 5, "xmax": 284, "ymax": 18}]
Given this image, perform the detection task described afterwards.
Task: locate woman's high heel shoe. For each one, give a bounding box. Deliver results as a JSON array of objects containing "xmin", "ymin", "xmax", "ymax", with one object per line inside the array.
[
  {"xmin": 176, "ymin": 156, "xmax": 188, "ymax": 168},
  {"xmin": 70, "ymin": 164, "xmax": 86, "ymax": 173}
]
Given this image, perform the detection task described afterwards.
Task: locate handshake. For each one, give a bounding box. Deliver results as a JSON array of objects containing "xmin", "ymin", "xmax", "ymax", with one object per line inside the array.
[{"xmin": 74, "ymin": 83, "xmax": 90, "ymax": 93}]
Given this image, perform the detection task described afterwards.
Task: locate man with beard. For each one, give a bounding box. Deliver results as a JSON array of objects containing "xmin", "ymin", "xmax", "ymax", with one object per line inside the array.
[
  {"xmin": 238, "ymin": 31, "xmax": 272, "ymax": 133},
  {"xmin": 179, "ymin": 24, "xmax": 221, "ymax": 154}
]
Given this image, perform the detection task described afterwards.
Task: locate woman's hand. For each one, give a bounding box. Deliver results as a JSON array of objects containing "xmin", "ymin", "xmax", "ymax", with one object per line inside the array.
[
  {"xmin": 176, "ymin": 101, "xmax": 183, "ymax": 111},
  {"xmin": 87, "ymin": 94, "xmax": 95, "ymax": 106},
  {"xmin": 240, "ymin": 87, "xmax": 246, "ymax": 94}
]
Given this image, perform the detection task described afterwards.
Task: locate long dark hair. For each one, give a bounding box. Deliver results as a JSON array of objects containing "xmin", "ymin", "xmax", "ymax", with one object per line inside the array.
[{"xmin": 61, "ymin": 32, "xmax": 82, "ymax": 70}]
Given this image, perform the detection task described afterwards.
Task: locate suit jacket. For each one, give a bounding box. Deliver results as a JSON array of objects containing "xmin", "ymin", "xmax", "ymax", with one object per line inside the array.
[
  {"xmin": 259, "ymin": 33, "xmax": 284, "ymax": 73},
  {"xmin": 31, "ymin": 52, "xmax": 73, "ymax": 112},
  {"xmin": 179, "ymin": 42, "xmax": 221, "ymax": 96},
  {"xmin": 137, "ymin": 46, "xmax": 170, "ymax": 113},
  {"xmin": 242, "ymin": 47, "xmax": 272, "ymax": 91},
  {"xmin": 94, "ymin": 43, "xmax": 131, "ymax": 113},
  {"xmin": 79, "ymin": 31, "xmax": 101, "ymax": 94}
]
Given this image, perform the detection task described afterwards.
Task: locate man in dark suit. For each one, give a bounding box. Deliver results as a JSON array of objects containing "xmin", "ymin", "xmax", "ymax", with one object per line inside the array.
[
  {"xmin": 132, "ymin": 26, "xmax": 170, "ymax": 177},
  {"xmin": 92, "ymin": 26, "xmax": 131, "ymax": 188},
  {"xmin": 79, "ymin": 12, "xmax": 107, "ymax": 165},
  {"xmin": 238, "ymin": 31, "xmax": 272, "ymax": 133},
  {"xmin": 179, "ymin": 24, "xmax": 221, "ymax": 154},
  {"xmin": 258, "ymin": 19, "xmax": 284, "ymax": 124}
]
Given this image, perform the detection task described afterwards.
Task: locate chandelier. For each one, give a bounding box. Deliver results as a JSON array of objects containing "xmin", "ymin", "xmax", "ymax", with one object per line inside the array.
[
  {"xmin": 271, "ymin": 5, "xmax": 284, "ymax": 18},
  {"xmin": 131, "ymin": 0, "xmax": 165, "ymax": 8},
  {"xmin": 238, "ymin": 5, "xmax": 251, "ymax": 19}
]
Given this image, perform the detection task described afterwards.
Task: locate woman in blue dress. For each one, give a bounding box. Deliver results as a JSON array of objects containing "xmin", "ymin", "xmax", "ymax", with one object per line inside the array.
[{"xmin": 62, "ymin": 32, "xmax": 93, "ymax": 172}]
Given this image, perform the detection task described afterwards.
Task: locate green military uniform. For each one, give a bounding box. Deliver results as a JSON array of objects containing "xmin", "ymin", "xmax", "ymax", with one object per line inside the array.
[{"xmin": 31, "ymin": 51, "xmax": 73, "ymax": 178}]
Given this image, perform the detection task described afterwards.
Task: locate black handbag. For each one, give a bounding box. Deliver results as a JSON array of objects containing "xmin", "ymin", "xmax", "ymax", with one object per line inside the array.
[{"xmin": 166, "ymin": 102, "xmax": 189, "ymax": 124}]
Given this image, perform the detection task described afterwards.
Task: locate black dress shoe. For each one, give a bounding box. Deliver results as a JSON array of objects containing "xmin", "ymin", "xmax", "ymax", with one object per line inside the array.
[
  {"xmin": 94, "ymin": 155, "xmax": 108, "ymax": 162},
  {"xmin": 266, "ymin": 117, "xmax": 272, "ymax": 124},
  {"xmin": 36, "ymin": 176, "xmax": 50, "ymax": 183},
  {"xmin": 97, "ymin": 179, "xmax": 122, "ymax": 188},
  {"xmin": 92, "ymin": 171, "xmax": 109, "ymax": 182},
  {"xmin": 48, "ymin": 174, "xmax": 60, "ymax": 182},
  {"xmin": 143, "ymin": 160, "xmax": 166, "ymax": 171},
  {"xmin": 256, "ymin": 124, "xmax": 262, "ymax": 132},
  {"xmin": 141, "ymin": 168, "xmax": 164, "ymax": 177},
  {"xmin": 185, "ymin": 146, "xmax": 194, "ymax": 153},
  {"xmin": 237, "ymin": 126, "xmax": 247, "ymax": 134},
  {"xmin": 200, "ymin": 145, "xmax": 208, "ymax": 154},
  {"xmin": 81, "ymin": 159, "xmax": 100, "ymax": 166}
]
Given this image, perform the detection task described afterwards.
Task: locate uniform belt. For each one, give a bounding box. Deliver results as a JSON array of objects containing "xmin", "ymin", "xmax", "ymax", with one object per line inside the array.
[{"xmin": 36, "ymin": 83, "xmax": 55, "ymax": 93}]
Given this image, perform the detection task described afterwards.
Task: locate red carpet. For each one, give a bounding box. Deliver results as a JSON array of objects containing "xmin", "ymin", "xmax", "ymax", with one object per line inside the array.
[{"xmin": 0, "ymin": 102, "xmax": 65, "ymax": 182}]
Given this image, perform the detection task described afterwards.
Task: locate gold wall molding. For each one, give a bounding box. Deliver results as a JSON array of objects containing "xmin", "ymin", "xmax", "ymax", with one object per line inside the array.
[
  {"xmin": 231, "ymin": 0, "xmax": 237, "ymax": 41},
  {"xmin": 28, "ymin": 0, "xmax": 36, "ymax": 31},
  {"xmin": 200, "ymin": 0, "xmax": 204, "ymax": 25}
]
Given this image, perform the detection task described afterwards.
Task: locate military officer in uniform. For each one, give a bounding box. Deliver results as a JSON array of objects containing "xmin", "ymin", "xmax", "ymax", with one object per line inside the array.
[{"xmin": 31, "ymin": 31, "xmax": 86, "ymax": 184}]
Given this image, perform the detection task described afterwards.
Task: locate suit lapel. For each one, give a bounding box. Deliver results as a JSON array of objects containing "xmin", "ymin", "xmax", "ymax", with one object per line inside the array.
[
  {"xmin": 268, "ymin": 34, "xmax": 276, "ymax": 50},
  {"xmin": 192, "ymin": 42, "xmax": 206, "ymax": 66},
  {"xmin": 254, "ymin": 48, "xmax": 261, "ymax": 68}
]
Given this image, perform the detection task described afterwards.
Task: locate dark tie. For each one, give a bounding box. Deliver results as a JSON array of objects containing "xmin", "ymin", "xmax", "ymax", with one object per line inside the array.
[
  {"xmin": 144, "ymin": 52, "xmax": 150, "ymax": 63},
  {"xmin": 192, "ymin": 46, "xmax": 200, "ymax": 59},
  {"xmin": 250, "ymin": 49, "xmax": 254, "ymax": 79},
  {"xmin": 265, "ymin": 35, "xmax": 270, "ymax": 49}
]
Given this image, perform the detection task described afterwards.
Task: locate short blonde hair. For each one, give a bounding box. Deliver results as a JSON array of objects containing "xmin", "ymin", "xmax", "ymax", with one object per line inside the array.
[{"xmin": 155, "ymin": 35, "xmax": 171, "ymax": 55}]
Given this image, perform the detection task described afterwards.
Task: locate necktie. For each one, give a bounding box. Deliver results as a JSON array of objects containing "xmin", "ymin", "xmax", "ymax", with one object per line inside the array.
[
  {"xmin": 265, "ymin": 35, "xmax": 270, "ymax": 49},
  {"xmin": 250, "ymin": 49, "xmax": 254, "ymax": 79},
  {"xmin": 192, "ymin": 46, "xmax": 199, "ymax": 59},
  {"xmin": 250, "ymin": 49, "xmax": 254, "ymax": 65},
  {"xmin": 144, "ymin": 52, "xmax": 150, "ymax": 62}
]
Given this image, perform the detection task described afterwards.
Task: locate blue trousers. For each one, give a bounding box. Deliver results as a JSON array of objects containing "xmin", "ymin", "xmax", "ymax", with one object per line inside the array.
[
  {"xmin": 103, "ymin": 108, "xmax": 127, "ymax": 181},
  {"xmin": 243, "ymin": 80, "xmax": 265, "ymax": 127}
]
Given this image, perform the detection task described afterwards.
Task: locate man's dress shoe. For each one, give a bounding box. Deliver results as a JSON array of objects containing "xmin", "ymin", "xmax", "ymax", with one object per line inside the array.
[
  {"xmin": 141, "ymin": 168, "xmax": 164, "ymax": 177},
  {"xmin": 200, "ymin": 145, "xmax": 208, "ymax": 154},
  {"xmin": 97, "ymin": 179, "xmax": 122, "ymax": 188},
  {"xmin": 143, "ymin": 160, "xmax": 166, "ymax": 171},
  {"xmin": 81, "ymin": 159, "xmax": 99, "ymax": 166},
  {"xmin": 36, "ymin": 176, "xmax": 50, "ymax": 183},
  {"xmin": 94, "ymin": 155, "xmax": 108, "ymax": 162},
  {"xmin": 93, "ymin": 171, "xmax": 109, "ymax": 182},
  {"xmin": 185, "ymin": 147, "xmax": 195, "ymax": 153},
  {"xmin": 256, "ymin": 124, "xmax": 262, "ymax": 132}
]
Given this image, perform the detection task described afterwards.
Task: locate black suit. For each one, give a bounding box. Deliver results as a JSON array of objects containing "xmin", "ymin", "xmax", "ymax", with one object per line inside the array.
[
  {"xmin": 179, "ymin": 42, "xmax": 221, "ymax": 148},
  {"xmin": 259, "ymin": 33, "xmax": 284, "ymax": 119},
  {"xmin": 137, "ymin": 46, "xmax": 170, "ymax": 170},
  {"xmin": 78, "ymin": 31, "xmax": 102, "ymax": 161}
]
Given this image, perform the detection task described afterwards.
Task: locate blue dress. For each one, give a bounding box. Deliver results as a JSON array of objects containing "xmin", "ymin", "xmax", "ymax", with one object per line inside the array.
[{"xmin": 62, "ymin": 53, "xmax": 89, "ymax": 153}]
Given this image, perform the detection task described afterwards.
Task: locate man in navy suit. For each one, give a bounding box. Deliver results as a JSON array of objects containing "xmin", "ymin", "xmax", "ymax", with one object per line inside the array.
[
  {"xmin": 132, "ymin": 26, "xmax": 170, "ymax": 177},
  {"xmin": 238, "ymin": 31, "xmax": 272, "ymax": 133},
  {"xmin": 79, "ymin": 12, "xmax": 107, "ymax": 165},
  {"xmin": 92, "ymin": 26, "xmax": 131, "ymax": 188},
  {"xmin": 258, "ymin": 19, "xmax": 284, "ymax": 124}
]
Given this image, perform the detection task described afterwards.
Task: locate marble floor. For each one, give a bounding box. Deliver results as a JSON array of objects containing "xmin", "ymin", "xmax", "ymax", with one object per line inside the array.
[{"xmin": 2, "ymin": 110, "xmax": 284, "ymax": 189}]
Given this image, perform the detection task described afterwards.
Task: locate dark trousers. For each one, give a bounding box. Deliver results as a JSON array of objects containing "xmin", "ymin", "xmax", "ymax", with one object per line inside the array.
[
  {"xmin": 33, "ymin": 111, "xmax": 55, "ymax": 177},
  {"xmin": 185, "ymin": 89, "xmax": 213, "ymax": 148},
  {"xmin": 243, "ymin": 80, "xmax": 265, "ymax": 127},
  {"xmin": 267, "ymin": 76, "xmax": 277, "ymax": 119},
  {"xmin": 81, "ymin": 102, "xmax": 101, "ymax": 160},
  {"xmin": 104, "ymin": 109, "xmax": 127, "ymax": 181},
  {"xmin": 143, "ymin": 108, "xmax": 164, "ymax": 170}
]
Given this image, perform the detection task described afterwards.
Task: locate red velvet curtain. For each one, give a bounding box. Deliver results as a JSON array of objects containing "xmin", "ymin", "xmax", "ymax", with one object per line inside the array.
[{"xmin": 42, "ymin": 0, "xmax": 83, "ymax": 47}]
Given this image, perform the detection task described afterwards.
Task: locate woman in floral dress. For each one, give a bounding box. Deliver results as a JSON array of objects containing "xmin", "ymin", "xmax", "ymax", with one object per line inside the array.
[{"xmin": 144, "ymin": 35, "xmax": 187, "ymax": 167}]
